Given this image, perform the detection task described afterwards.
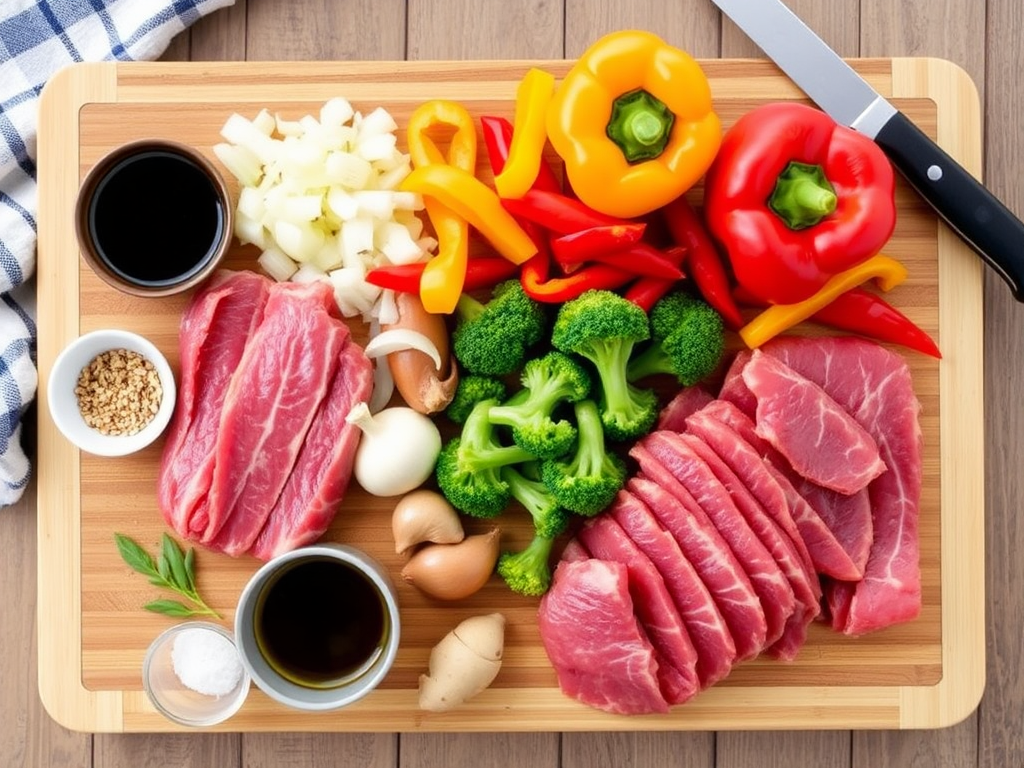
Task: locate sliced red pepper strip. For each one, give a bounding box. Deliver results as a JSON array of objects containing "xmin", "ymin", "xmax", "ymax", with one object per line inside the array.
[
  {"xmin": 502, "ymin": 189, "xmax": 626, "ymax": 235},
  {"xmin": 554, "ymin": 240, "xmax": 684, "ymax": 280},
  {"xmin": 520, "ymin": 248, "xmax": 633, "ymax": 303},
  {"xmin": 624, "ymin": 245, "xmax": 688, "ymax": 312},
  {"xmin": 480, "ymin": 116, "xmax": 561, "ymax": 192},
  {"xmin": 663, "ymin": 196, "xmax": 744, "ymax": 330},
  {"xmin": 367, "ymin": 257, "xmax": 520, "ymax": 295},
  {"xmin": 549, "ymin": 223, "xmax": 647, "ymax": 264}
]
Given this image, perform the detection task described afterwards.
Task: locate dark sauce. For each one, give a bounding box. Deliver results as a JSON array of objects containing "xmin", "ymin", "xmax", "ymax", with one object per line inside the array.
[
  {"xmin": 88, "ymin": 150, "xmax": 224, "ymax": 286},
  {"xmin": 255, "ymin": 558, "xmax": 387, "ymax": 688}
]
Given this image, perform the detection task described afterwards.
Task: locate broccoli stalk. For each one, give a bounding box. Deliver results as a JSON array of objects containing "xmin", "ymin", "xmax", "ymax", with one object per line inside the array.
[
  {"xmin": 488, "ymin": 351, "xmax": 591, "ymax": 459},
  {"xmin": 445, "ymin": 375, "xmax": 508, "ymax": 425},
  {"xmin": 496, "ymin": 465, "xmax": 570, "ymax": 596},
  {"xmin": 550, "ymin": 289, "xmax": 658, "ymax": 441},
  {"xmin": 452, "ymin": 280, "xmax": 547, "ymax": 376},
  {"xmin": 627, "ymin": 292, "xmax": 725, "ymax": 386},
  {"xmin": 435, "ymin": 399, "xmax": 535, "ymax": 518},
  {"xmin": 541, "ymin": 399, "xmax": 626, "ymax": 517}
]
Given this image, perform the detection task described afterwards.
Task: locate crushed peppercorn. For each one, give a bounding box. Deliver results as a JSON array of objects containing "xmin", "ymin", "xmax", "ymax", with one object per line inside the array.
[{"xmin": 74, "ymin": 348, "xmax": 162, "ymax": 436}]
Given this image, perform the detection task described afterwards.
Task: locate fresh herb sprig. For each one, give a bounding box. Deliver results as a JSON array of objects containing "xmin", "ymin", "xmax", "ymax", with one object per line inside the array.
[{"xmin": 114, "ymin": 532, "xmax": 221, "ymax": 618}]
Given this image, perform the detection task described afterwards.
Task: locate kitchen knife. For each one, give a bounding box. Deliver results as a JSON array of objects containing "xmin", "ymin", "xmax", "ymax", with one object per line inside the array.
[{"xmin": 712, "ymin": 0, "xmax": 1024, "ymax": 301}]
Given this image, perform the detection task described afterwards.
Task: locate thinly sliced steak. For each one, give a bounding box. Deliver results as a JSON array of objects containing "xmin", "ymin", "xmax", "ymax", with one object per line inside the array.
[
  {"xmin": 762, "ymin": 336, "xmax": 922, "ymax": 635},
  {"xmin": 158, "ymin": 270, "xmax": 270, "ymax": 535},
  {"xmin": 608, "ymin": 490, "xmax": 737, "ymax": 688},
  {"xmin": 538, "ymin": 559, "xmax": 669, "ymax": 715},
  {"xmin": 626, "ymin": 472, "xmax": 767, "ymax": 661},
  {"xmin": 656, "ymin": 386, "xmax": 715, "ymax": 432},
  {"xmin": 577, "ymin": 516, "xmax": 700, "ymax": 704},
  {"xmin": 641, "ymin": 431, "xmax": 795, "ymax": 648},
  {"xmin": 741, "ymin": 350, "xmax": 886, "ymax": 494},
  {"xmin": 203, "ymin": 282, "xmax": 348, "ymax": 554},
  {"xmin": 249, "ymin": 336, "xmax": 374, "ymax": 560}
]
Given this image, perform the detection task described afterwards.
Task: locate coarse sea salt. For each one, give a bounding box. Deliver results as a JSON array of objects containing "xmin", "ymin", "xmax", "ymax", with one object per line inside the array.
[{"xmin": 171, "ymin": 627, "xmax": 244, "ymax": 698}]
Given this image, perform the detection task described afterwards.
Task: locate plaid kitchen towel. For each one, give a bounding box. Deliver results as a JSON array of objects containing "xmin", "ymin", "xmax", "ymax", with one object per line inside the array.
[{"xmin": 0, "ymin": 0, "xmax": 234, "ymax": 506}]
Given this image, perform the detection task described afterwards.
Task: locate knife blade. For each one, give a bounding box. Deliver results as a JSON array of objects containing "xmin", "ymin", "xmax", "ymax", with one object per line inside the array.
[{"xmin": 712, "ymin": 0, "xmax": 1024, "ymax": 301}]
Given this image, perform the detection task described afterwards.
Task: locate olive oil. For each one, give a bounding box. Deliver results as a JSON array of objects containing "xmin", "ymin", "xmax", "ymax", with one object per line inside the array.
[
  {"xmin": 254, "ymin": 557, "xmax": 388, "ymax": 689},
  {"xmin": 87, "ymin": 150, "xmax": 225, "ymax": 286}
]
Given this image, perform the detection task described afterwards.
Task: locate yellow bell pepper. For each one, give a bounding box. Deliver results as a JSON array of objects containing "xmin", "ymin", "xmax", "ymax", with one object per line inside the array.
[
  {"xmin": 494, "ymin": 67, "xmax": 556, "ymax": 199},
  {"xmin": 739, "ymin": 254, "xmax": 909, "ymax": 348},
  {"xmin": 546, "ymin": 29, "xmax": 721, "ymax": 219},
  {"xmin": 406, "ymin": 100, "xmax": 477, "ymax": 314},
  {"xmin": 400, "ymin": 164, "xmax": 537, "ymax": 266}
]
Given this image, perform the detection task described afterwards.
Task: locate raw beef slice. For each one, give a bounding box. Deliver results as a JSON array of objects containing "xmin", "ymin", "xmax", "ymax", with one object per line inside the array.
[
  {"xmin": 741, "ymin": 350, "xmax": 887, "ymax": 494},
  {"xmin": 538, "ymin": 559, "xmax": 669, "ymax": 715}
]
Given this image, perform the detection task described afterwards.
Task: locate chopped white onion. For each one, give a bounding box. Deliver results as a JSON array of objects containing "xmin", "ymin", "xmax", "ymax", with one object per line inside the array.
[
  {"xmin": 258, "ymin": 247, "xmax": 298, "ymax": 282},
  {"xmin": 368, "ymin": 359, "xmax": 395, "ymax": 414},
  {"xmin": 363, "ymin": 329, "xmax": 443, "ymax": 372}
]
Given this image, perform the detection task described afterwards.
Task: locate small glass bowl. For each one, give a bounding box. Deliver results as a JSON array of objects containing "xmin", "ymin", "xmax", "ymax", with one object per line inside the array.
[
  {"xmin": 47, "ymin": 329, "xmax": 176, "ymax": 457},
  {"xmin": 142, "ymin": 622, "xmax": 251, "ymax": 727}
]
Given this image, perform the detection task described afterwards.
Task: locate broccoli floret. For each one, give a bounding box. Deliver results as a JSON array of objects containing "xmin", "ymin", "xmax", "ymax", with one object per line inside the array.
[
  {"xmin": 488, "ymin": 351, "xmax": 591, "ymax": 459},
  {"xmin": 550, "ymin": 289, "xmax": 658, "ymax": 441},
  {"xmin": 445, "ymin": 375, "xmax": 508, "ymax": 425},
  {"xmin": 452, "ymin": 280, "xmax": 547, "ymax": 376},
  {"xmin": 501, "ymin": 464, "xmax": 570, "ymax": 539},
  {"xmin": 627, "ymin": 292, "xmax": 725, "ymax": 386},
  {"xmin": 435, "ymin": 399, "xmax": 535, "ymax": 518},
  {"xmin": 496, "ymin": 533, "xmax": 559, "ymax": 597},
  {"xmin": 541, "ymin": 399, "xmax": 626, "ymax": 516}
]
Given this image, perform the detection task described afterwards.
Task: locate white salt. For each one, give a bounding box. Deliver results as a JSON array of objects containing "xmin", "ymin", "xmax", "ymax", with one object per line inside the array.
[{"xmin": 171, "ymin": 627, "xmax": 244, "ymax": 698}]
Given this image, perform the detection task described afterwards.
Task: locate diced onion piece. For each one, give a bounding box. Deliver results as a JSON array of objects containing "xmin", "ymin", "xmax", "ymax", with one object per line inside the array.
[
  {"xmin": 375, "ymin": 288, "xmax": 399, "ymax": 326},
  {"xmin": 213, "ymin": 142, "xmax": 263, "ymax": 187},
  {"xmin": 274, "ymin": 219, "xmax": 324, "ymax": 262},
  {"xmin": 234, "ymin": 213, "xmax": 266, "ymax": 249},
  {"xmin": 356, "ymin": 132, "xmax": 398, "ymax": 163},
  {"xmin": 320, "ymin": 97, "xmax": 355, "ymax": 128},
  {"xmin": 341, "ymin": 216, "xmax": 376, "ymax": 267},
  {"xmin": 275, "ymin": 115, "xmax": 304, "ymax": 137},
  {"xmin": 220, "ymin": 113, "xmax": 278, "ymax": 165},
  {"xmin": 358, "ymin": 107, "xmax": 399, "ymax": 137},
  {"xmin": 313, "ymin": 240, "xmax": 343, "ymax": 272},
  {"xmin": 325, "ymin": 151, "xmax": 374, "ymax": 189},
  {"xmin": 326, "ymin": 186, "xmax": 360, "ymax": 221},
  {"xmin": 376, "ymin": 220, "xmax": 423, "ymax": 265},
  {"xmin": 375, "ymin": 160, "xmax": 412, "ymax": 191},
  {"xmin": 391, "ymin": 191, "xmax": 424, "ymax": 211},
  {"xmin": 282, "ymin": 194, "xmax": 324, "ymax": 223},
  {"xmin": 252, "ymin": 108, "xmax": 276, "ymax": 136},
  {"xmin": 353, "ymin": 190, "xmax": 396, "ymax": 220},
  {"xmin": 292, "ymin": 263, "xmax": 328, "ymax": 284},
  {"xmin": 395, "ymin": 209, "xmax": 424, "ymax": 240},
  {"xmin": 329, "ymin": 266, "xmax": 380, "ymax": 317},
  {"xmin": 364, "ymin": 329, "xmax": 443, "ymax": 372},
  {"xmin": 258, "ymin": 246, "xmax": 298, "ymax": 282},
  {"xmin": 237, "ymin": 185, "xmax": 266, "ymax": 222}
]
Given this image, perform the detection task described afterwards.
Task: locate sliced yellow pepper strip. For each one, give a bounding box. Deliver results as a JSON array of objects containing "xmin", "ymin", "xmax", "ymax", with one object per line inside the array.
[
  {"xmin": 739, "ymin": 254, "xmax": 909, "ymax": 348},
  {"xmin": 494, "ymin": 68, "xmax": 556, "ymax": 199},
  {"xmin": 406, "ymin": 100, "xmax": 478, "ymax": 314},
  {"xmin": 400, "ymin": 164, "xmax": 538, "ymax": 266}
]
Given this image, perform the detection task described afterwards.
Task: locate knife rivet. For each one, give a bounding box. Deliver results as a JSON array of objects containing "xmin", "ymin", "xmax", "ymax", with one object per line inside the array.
[{"xmin": 927, "ymin": 164, "xmax": 943, "ymax": 181}]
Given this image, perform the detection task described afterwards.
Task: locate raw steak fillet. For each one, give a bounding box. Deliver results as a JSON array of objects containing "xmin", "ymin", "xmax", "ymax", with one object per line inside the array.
[
  {"xmin": 690, "ymin": 402, "xmax": 863, "ymax": 581},
  {"xmin": 641, "ymin": 431, "xmax": 795, "ymax": 648},
  {"xmin": 626, "ymin": 472, "xmax": 767, "ymax": 661},
  {"xmin": 158, "ymin": 270, "xmax": 270, "ymax": 534},
  {"xmin": 609, "ymin": 490, "xmax": 737, "ymax": 688},
  {"xmin": 763, "ymin": 336, "xmax": 922, "ymax": 635},
  {"xmin": 656, "ymin": 386, "xmax": 714, "ymax": 432},
  {"xmin": 742, "ymin": 350, "xmax": 887, "ymax": 494},
  {"xmin": 249, "ymin": 336, "xmax": 374, "ymax": 560},
  {"xmin": 538, "ymin": 559, "xmax": 669, "ymax": 715},
  {"xmin": 202, "ymin": 281, "xmax": 348, "ymax": 554},
  {"xmin": 577, "ymin": 515, "xmax": 701, "ymax": 704},
  {"xmin": 798, "ymin": 483, "xmax": 872, "ymax": 577}
]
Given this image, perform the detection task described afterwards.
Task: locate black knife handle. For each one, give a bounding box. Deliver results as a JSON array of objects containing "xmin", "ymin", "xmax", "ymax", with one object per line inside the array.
[{"xmin": 874, "ymin": 111, "xmax": 1024, "ymax": 301}]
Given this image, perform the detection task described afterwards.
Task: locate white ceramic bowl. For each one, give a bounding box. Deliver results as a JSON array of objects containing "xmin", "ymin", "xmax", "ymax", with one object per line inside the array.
[
  {"xmin": 143, "ymin": 621, "xmax": 251, "ymax": 727},
  {"xmin": 47, "ymin": 329, "xmax": 176, "ymax": 457}
]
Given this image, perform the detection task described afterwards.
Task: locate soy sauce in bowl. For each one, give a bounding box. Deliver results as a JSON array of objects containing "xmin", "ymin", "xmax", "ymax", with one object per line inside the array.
[{"xmin": 76, "ymin": 140, "xmax": 233, "ymax": 297}]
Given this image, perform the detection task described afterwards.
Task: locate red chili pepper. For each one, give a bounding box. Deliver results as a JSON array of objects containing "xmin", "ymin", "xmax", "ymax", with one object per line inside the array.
[
  {"xmin": 366, "ymin": 257, "xmax": 519, "ymax": 294},
  {"xmin": 549, "ymin": 224, "xmax": 647, "ymax": 264},
  {"xmin": 704, "ymin": 102, "xmax": 897, "ymax": 306},
  {"xmin": 663, "ymin": 197, "xmax": 745, "ymax": 330},
  {"xmin": 520, "ymin": 249, "xmax": 633, "ymax": 303},
  {"xmin": 624, "ymin": 245, "xmax": 688, "ymax": 312},
  {"xmin": 502, "ymin": 189, "xmax": 626, "ymax": 235},
  {"xmin": 733, "ymin": 285, "xmax": 941, "ymax": 358},
  {"xmin": 554, "ymin": 240, "xmax": 684, "ymax": 280},
  {"xmin": 480, "ymin": 115, "xmax": 561, "ymax": 193}
]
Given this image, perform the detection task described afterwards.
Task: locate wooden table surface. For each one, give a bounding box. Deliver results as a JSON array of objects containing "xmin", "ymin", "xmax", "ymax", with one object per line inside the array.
[{"xmin": 5, "ymin": 0, "xmax": 1022, "ymax": 765}]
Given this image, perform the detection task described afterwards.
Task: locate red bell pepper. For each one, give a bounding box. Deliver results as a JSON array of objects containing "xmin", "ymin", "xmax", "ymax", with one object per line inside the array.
[
  {"xmin": 704, "ymin": 102, "xmax": 897, "ymax": 306},
  {"xmin": 549, "ymin": 224, "xmax": 647, "ymax": 264},
  {"xmin": 520, "ymin": 249, "xmax": 633, "ymax": 303},
  {"xmin": 624, "ymin": 245, "xmax": 688, "ymax": 312},
  {"xmin": 502, "ymin": 189, "xmax": 626, "ymax": 235},
  {"xmin": 480, "ymin": 115, "xmax": 561, "ymax": 192},
  {"xmin": 662, "ymin": 197, "xmax": 744, "ymax": 330},
  {"xmin": 366, "ymin": 257, "xmax": 519, "ymax": 294}
]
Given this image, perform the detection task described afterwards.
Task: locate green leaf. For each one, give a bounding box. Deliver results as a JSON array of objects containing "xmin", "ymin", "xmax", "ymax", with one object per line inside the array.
[
  {"xmin": 183, "ymin": 548, "xmax": 197, "ymax": 594},
  {"xmin": 156, "ymin": 552, "xmax": 171, "ymax": 582},
  {"xmin": 114, "ymin": 533, "xmax": 158, "ymax": 577},
  {"xmin": 144, "ymin": 599, "xmax": 197, "ymax": 618},
  {"xmin": 161, "ymin": 534, "xmax": 190, "ymax": 591}
]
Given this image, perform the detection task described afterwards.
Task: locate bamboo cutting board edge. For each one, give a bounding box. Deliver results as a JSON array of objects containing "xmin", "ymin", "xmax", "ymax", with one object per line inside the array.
[{"xmin": 34, "ymin": 58, "xmax": 984, "ymax": 733}]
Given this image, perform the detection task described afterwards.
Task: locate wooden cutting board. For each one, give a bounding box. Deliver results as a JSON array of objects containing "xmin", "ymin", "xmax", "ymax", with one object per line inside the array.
[{"xmin": 36, "ymin": 58, "xmax": 984, "ymax": 733}]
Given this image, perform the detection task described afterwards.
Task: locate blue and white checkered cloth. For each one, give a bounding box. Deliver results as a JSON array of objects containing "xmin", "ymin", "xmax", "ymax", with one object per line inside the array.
[{"xmin": 0, "ymin": 0, "xmax": 234, "ymax": 506}]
